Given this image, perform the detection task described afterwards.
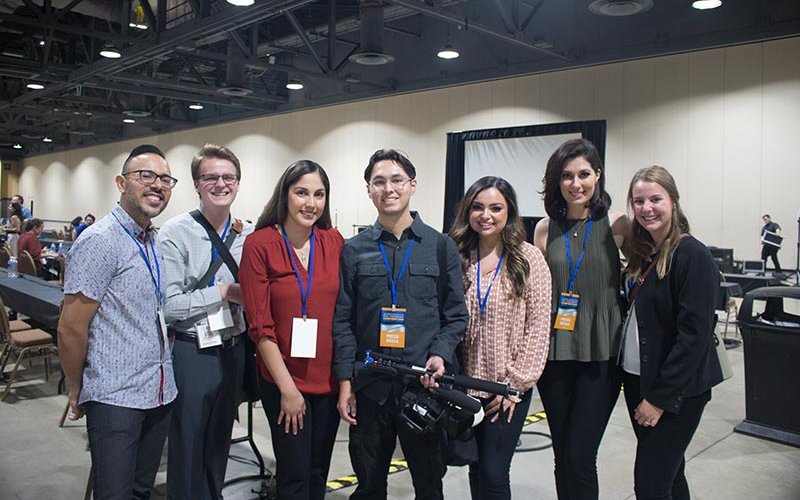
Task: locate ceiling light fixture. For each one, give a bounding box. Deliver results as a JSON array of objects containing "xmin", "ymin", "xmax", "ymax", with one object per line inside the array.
[
  {"xmin": 227, "ymin": 0, "xmax": 255, "ymax": 6},
  {"xmin": 128, "ymin": 23, "xmax": 149, "ymax": 30},
  {"xmin": 99, "ymin": 43, "xmax": 121, "ymax": 59},
  {"xmin": 437, "ymin": 44, "xmax": 460, "ymax": 60},
  {"xmin": 588, "ymin": 0, "xmax": 653, "ymax": 16},
  {"xmin": 26, "ymin": 82, "xmax": 45, "ymax": 90},
  {"xmin": 13, "ymin": 144, "xmax": 22, "ymax": 149},
  {"xmin": 286, "ymin": 79, "xmax": 304, "ymax": 90},
  {"xmin": 188, "ymin": 102, "xmax": 204, "ymax": 110},
  {"xmin": 123, "ymin": 118, "xmax": 136, "ymax": 124},
  {"xmin": 692, "ymin": 0, "xmax": 722, "ymax": 9},
  {"xmin": 42, "ymin": 136, "xmax": 53, "ymax": 143},
  {"xmin": 38, "ymin": 40, "xmax": 45, "ymax": 46}
]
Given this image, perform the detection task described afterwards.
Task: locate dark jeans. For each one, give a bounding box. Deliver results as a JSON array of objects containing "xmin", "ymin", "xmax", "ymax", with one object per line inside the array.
[
  {"xmin": 167, "ymin": 337, "xmax": 245, "ymax": 500},
  {"xmin": 348, "ymin": 392, "xmax": 447, "ymax": 500},
  {"xmin": 85, "ymin": 401, "xmax": 173, "ymax": 500},
  {"xmin": 468, "ymin": 390, "xmax": 533, "ymax": 500},
  {"xmin": 536, "ymin": 359, "xmax": 622, "ymax": 500},
  {"xmin": 623, "ymin": 372, "xmax": 711, "ymax": 500},
  {"xmin": 761, "ymin": 245, "xmax": 781, "ymax": 272},
  {"xmin": 260, "ymin": 381, "xmax": 340, "ymax": 500}
]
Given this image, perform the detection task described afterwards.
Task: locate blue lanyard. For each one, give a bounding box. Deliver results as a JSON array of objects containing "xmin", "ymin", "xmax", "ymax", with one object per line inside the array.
[
  {"xmin": 476, "ymin": 247, "xmax": 504, "ymax": 316},
  {"xmin": 564, "ymin": 217, "xmax": 594, "ymax": 293},
  {"xmin": 378, "ymin": 238, "xmax": 414, "ymax": 307},
  {"xmin": 281, "ymin": 225, "xmax": 315, "ymax": 318},
  {"xmin": 112, "ymin": 212, "xmax": 162, "ymax": 303},
  {"xmin": 209, "ymin": 215, "xmax": 231, "ymax": 287}
]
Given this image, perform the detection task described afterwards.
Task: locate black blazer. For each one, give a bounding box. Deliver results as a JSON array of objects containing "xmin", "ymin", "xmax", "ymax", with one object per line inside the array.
[{"xmin": 632, "ymin": 236, "xmax": 724, "ymax": 414}]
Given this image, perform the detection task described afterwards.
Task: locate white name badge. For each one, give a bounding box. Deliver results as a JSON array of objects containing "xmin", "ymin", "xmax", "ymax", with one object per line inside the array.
[
  {"xmin": 290, "ymin": 317, "xmax": 318, "ymax": 358},
  {"xmin": 157, "ymin": 307, "xmax": 169, "ymax": 344},
  {"xmin": 207, "ymin": 302, "xmax": 234, "ymax": 332},
  {"xmin": 196, "ymin": 322, "xmax": 223, "ymax": 349}
]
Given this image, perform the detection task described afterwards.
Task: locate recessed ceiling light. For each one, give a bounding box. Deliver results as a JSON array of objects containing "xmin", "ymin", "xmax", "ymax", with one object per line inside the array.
[
  {"xmin": 692, "ymin": 0, "xmax": 722, "ymax": 9},
  {"xmin": 286, "ymin": 79, "xmax": 304, "ymax": 90},
  {"xmin": 13, "ymin": 143, "xmax": 22, "ymax": 149},
  {"xmin": 437, "ymin": 44, "xmax": 460, "ymax": 60},
  {"xmin": 26, "ymin": 82, "xmax": 45, "ymax": 90},
  {"xmin": 99, "ymin": 43, "xmax": 121, "ymax": 59},
  {"xmin": 227, "ymin": 0, "xmax": 255, "ymax": 5},
  {"xmin": 188, "ymin": 102, "xmax": 204, "ymax": 110},
  {"xmin": 38, "ymin": 40, "xmax": 45, "ymax": 46},
  {"xmin": 42, "ymin": 136, "xmax": 53, "ymax": 143},
  {"xmin": 123, "ymin": 118, "xmax": 136, "ymax": 124}
]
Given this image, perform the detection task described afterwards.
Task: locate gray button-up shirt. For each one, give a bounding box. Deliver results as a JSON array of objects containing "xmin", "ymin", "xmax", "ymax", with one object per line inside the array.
[
  {"xmin": 159, "ymin": 211, "xmax": 253, "ymax": 336},
  {"xmin": 64, "ymin": 205, "xmax": 177, "ymax": 409}
]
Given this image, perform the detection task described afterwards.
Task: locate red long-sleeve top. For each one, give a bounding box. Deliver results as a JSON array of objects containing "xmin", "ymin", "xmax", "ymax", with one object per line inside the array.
[{"xmin": 240, "ymin": 225, "xmax": 343, "ymax": 395}]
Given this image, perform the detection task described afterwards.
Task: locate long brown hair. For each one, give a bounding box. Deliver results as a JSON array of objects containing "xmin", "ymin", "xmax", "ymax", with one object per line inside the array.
[
  {"xmin": 625, "ymin": 166, "xmax": 690, "ymax": 280},
  {"xmin": 449, "ymin": 176, "xmax": 529, "ymax": 298},
  {"xmin": 255, "ymin": 160, "xmax": 332, "ymax": 230},
  {"xmin": 541, "ymin": 138, "xmax": 611, "ymax": 221}
]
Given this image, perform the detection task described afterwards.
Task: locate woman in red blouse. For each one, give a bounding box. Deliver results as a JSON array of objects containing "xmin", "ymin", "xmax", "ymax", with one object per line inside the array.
[
  {"xmin": 240, "ymin": 160, "xmax": 344, "ymax": 500},
  {"xmin": 450, "ymin": 176, "xmax": 552, "ymax": 500}
]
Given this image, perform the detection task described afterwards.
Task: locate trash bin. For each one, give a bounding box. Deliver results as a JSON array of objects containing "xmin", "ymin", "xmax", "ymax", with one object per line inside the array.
[{"xmin": 734, "ymin": 286, "xmax": 800, "ymax": 448}]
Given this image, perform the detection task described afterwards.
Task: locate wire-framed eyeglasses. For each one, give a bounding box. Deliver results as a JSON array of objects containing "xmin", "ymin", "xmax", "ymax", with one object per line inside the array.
[
  {"xmin": 123, "ymin": 169, "xmax": 178, "ymax": 189},
  {"xmin": 368, "ymin": 177, "xmax": 413, "ymax": 191}
]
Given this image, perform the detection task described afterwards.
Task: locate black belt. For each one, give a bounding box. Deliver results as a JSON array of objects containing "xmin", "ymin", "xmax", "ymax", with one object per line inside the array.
[{"xmin": 172, "ymin": 330, "xmax": 242, "ymax": 349}]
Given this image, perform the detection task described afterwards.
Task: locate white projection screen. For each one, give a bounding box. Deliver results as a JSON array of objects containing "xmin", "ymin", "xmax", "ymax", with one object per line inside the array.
[{"xmin": 464, "ymin": 132, "xmax": 580, "ymax": 217}]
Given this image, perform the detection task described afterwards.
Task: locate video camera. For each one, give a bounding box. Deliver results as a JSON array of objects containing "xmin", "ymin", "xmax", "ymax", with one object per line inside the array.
[{"xmin": 360, "ymin": 350, "xmax": 519, "ymax": 435}]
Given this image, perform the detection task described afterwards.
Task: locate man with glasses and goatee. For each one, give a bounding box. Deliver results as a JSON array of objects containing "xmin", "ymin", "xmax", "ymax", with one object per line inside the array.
[
  {"xmin": 58, "ymin": 144, "xmax": 179, "ymax": 500},
  {"xmin": 159, "ymin": 144, "xmax": 253, "ymax": 500}
]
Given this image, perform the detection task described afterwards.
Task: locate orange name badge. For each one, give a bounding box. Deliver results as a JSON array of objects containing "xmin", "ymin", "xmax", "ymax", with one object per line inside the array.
[
  {"xmin": 553, "ymin": 292, "xmax": 580, "ymax": 331},
  {"xmin": 379, "ymin": 307, "xmax": 406, "ymax": 348}
]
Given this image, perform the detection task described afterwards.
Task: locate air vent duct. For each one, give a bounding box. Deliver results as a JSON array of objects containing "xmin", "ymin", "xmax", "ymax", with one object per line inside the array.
[
  {"xmin": 588, "ymin": 0, "xmax": 654, "ymax": 16},
  {"xmin": 219, "ymin": 38, "xmax": 253, "ymax": 96},
  {"xmin": 349, "ymin": 0, "xmax": 394, "ymax": 66}
]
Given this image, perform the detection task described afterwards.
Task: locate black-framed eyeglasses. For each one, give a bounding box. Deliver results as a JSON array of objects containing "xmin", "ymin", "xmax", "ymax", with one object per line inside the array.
[
  {"xmin": 197, "ymin": 174, "xmax": 240, "ymax": 186},
  {"xmin": 123, "ymin": 169, "xmax": 179, "ymax": 189}
]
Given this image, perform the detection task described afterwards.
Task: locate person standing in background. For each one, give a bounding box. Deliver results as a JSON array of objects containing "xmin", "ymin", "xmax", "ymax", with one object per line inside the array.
[
  {"xmin": 760, "ymin": 214, "xmax": 782, "ymax": 273},
  {"xmin": 11, "ymin": 195, "xmax": 31, "ymax": 220}
]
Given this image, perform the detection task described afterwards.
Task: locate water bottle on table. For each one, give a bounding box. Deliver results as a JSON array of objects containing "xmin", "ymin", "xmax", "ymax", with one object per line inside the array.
[{"xmin": 8, "ymin": 256, "xmax": 18, "ymax": 277}]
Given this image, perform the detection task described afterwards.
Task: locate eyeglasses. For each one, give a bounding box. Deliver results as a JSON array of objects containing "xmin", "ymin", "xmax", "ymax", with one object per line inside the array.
[
  {"xmin": 368, "ymin": 177, "xmax": 413, "ymax": 191},
  {"xmin": 197, "ymin": 174, "xmax": 240, "ymax": 186},
  {"xmin": 123, "ymin": 169, "xmax": 178, "ymax": 189}
]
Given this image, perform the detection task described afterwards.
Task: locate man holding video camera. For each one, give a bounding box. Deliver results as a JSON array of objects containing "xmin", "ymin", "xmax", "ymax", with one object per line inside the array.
[{"xmin": 333, "ymin": 149, "xmax": 469, "ymax": 500}]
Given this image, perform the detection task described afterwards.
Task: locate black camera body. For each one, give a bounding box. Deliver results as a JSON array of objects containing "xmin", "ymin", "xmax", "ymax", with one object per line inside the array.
[{"xmin": 360, "ymin": 350, "xmax": 517, "ymax": 436}]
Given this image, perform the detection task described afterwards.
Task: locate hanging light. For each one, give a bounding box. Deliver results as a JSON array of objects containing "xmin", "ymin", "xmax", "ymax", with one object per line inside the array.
[
  {"xmin": 437, "ymin": 43, "xmax": 460, "ymax": 60},
  {"xmin": 42, "ymin": 136, "xmax": 53, "ymax": 143},
  {"xmin": 227, "ymin": 0, "xmax": 255, "ymax": 6},
  {"xmin": 99, "ymin": 43, "xmax": 121, "ymax": 59},
  {"xmin": 13, "ymin": 143, "xmax": 22, "ymax": 149},
  {"xmin": 123, "ymin": 118, "xmax": 136, "ymax": 124},
  {"xmin": 692, "ymin": 0, "xmax": 722, "ymax": 9},
  {"xmin": 188, "ymin": 102, "xmax": 204, "ymax": 110},
  {"xmin": 26, "ymin": 82, "xmax": 45, "ymax": 90},
  {"xmin": 286, "ymin": 78, "xmax": 304, "ymax": 90}
]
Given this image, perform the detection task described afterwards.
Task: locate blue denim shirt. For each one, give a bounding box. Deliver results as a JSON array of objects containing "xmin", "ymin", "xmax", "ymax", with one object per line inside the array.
[
  {"xmin": 64, "ymin": 205, "xmax": 177, "ymax": 409},
  {"xmin": 333, "ymin": 213, "xmax": 468, "ymax": 389}
]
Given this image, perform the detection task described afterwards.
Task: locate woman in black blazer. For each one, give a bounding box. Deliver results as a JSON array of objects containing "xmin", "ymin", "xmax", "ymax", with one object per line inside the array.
[{"xmin": 621, "ymin": 166, "xmax": 723, "ymax": 500}]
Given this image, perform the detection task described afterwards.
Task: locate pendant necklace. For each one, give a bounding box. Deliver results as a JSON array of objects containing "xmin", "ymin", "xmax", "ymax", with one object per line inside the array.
[{"xmin": 572, "ymin": 218, "xmax": 588, "ymax": 238}]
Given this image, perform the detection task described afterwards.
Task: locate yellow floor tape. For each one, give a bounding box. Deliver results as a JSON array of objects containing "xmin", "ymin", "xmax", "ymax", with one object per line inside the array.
[{"xmin": 326, "ymin": 410, "xmax": 549, "ymax": 491}]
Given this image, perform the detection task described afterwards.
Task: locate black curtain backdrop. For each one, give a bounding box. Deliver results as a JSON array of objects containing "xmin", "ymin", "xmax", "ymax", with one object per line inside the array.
[{"xmin": 443, "ymin": 120, "xmax": 607, "ymax": 233}]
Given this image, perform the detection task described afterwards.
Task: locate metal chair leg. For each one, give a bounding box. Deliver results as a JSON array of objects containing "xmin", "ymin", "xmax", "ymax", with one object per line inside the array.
[
  {"xmin": 1, "ymin": 347, "xmax": 31, "ymax": 401},
  {"xmin": 84, "ymin": 464, "xmax": 93, "ymax": 500},
  {"xmin": 59, "ymin": 399, "xmax": 70, "ymax": 427}
]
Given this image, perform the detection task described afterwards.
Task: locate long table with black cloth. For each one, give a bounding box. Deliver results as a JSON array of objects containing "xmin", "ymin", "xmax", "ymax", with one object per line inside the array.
[{"xmin": 0, "ymin": 268, "xmax": 63, "ymax": 329}]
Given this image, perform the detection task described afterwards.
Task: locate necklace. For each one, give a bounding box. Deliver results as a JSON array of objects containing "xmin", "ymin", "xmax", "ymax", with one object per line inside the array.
[{"xmin": 572, "ymin": 218, "xmax": 588, "ymax": 238}]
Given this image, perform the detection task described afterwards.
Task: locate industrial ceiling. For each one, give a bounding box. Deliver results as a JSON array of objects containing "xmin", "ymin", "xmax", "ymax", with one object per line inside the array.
[{"xmin": 0, "ymin": 0, "xmax": 798, "ymax": 157}]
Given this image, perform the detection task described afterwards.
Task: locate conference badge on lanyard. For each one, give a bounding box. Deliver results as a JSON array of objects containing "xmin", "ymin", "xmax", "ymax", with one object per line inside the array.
[
  {"xmin": 282, "ymin": 225, "xmax": 318, "ymax": 358},
  {"xmin": 380, "ymin": 307, "xmax": 406, "ymax": 348},
  {"xmin": 553, "ymin": 218, "xmax": 593, "ymax": 332}
]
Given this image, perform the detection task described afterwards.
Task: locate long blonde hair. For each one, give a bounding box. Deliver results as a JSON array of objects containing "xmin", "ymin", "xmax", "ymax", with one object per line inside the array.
[{"xmin": 624, "ymin": 166, "xmax": 690, "ymax": 280}]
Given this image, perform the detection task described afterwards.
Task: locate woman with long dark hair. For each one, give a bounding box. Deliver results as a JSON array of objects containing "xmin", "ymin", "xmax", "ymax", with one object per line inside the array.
[
  {"xmin": 622, "ymin": 166, "xmax": 722, "ymax": 499},
  {"xmin": 532, "ymin": 138, "xmax": 629, "ymax": 499},
  {"xmin": 239, "ymin": 160, "xmax": 344, "ymax": 500},
  {"xmin": 450, "ymin": 176, "xmax": 551, "ymax": 499},
  {"xmin": 5, "ymin": 202, "xmax": 24, "ymax": 256}
]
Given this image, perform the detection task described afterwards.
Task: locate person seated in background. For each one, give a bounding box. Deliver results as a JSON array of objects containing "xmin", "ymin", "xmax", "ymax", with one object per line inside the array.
[
  {"xmin": 17, "ymin": 218, "xmax": 58, "ymax": 280},
  {"xmin": 69, "ymin": 216, "xmax": 83, "ymax": 240},
  {"xmin": 74, "ymin": 213, "xmax": 96, "ymax": 239}
]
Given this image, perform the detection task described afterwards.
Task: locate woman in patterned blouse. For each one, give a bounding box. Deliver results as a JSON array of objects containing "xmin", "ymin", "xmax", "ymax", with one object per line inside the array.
[{"xmin": 450, "ymin": 176, "xmax": 552, "ymax": 499}]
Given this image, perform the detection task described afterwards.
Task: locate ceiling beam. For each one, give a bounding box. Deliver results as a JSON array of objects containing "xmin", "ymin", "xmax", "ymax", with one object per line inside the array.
[
  {"xmin": 520, "ymin": 0, "xmax": 546, "ymax": 32},
  {"xmin": 285, "ymin": 10, "xmax": 328, "ymax": 75},
  {"xmin": 0, "ymin": 13, "xmax": 151, "ymax": 45},
  {"xmin": 387, "ymin": 0, "xmax": 571, "ymax": 61}
]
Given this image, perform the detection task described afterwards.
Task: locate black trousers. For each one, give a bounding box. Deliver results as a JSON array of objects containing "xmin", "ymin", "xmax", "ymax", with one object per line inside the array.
[
  {"xmin": 623, "ymin": 372, "xmax": 711, "ymax": 500},
  {"xmin": 167, "ymin": 337, "xmax": 245, "ymax": 500},
  {"xmin": 761, "ymin": 245, "xmax": 781, "ymax": 272},
  {"xmin": 468, "ymin": 390, "xmax": 533, "ymax": 500},
  {"xmin": 260, "ymin": 381, "xmax": 340, "ymax": 500},
  {"xmin": 348, "ymin": 392, "xmax": 447, "ymax": 500},
  {"xmin": 85, "ymin": 401, "xmax": 173, "ymax": 500},
  {"xmin": 536, "ymin": 359, "xmax": 622, "ymax": 500}
]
